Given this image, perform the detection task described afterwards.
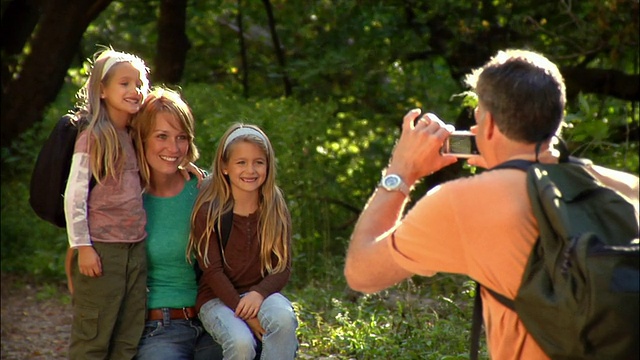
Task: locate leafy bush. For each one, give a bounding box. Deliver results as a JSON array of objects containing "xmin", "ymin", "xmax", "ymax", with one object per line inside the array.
[
  {"xmin": 1, "ymin": 81, "xmax": 399, "ymax": 282},
  {"xmin": 182, "ymin": 83, "xmax": 401, "ymax": 281},
  {"xmin": 564, "ymin": 94, "xmax": 639, "ymax": 173},
  {"xmin": 291, "ymin": 268, "xmax": 486, "ymax": 359},
  {"xmin": 1, "ymin": 62, "xmax": 635, "ymax": 360}
]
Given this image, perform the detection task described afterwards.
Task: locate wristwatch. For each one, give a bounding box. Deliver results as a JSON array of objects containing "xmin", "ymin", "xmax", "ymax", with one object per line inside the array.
[{"xmin": 379, "ymin": 174, "xmax": 410, "ymax": 197}]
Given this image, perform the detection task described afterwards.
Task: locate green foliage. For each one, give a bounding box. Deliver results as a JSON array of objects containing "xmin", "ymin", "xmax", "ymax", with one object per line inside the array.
[
  {"xmin": 0, "ymin": 79, "xmax": 399, "ymax": 282},
  {"xmin": 564, "ymin": 94, "xmax": 639, "ymax": 173},
  {"xmin": 0, "ymin": 178, "xmax": 68, "ymax": 279},
  {"xmin": 0, "ymin": 105, "xmax": 71, "ymax": 280},
  {"xmin": 292, "ymin": 270, "xmax": 485, "ymax": 359},
  {"xmin": 1, "ymin": 1, "xmax": 637, "ymax": 358},
  {"xmin": 80, "ymin": 1, "xmax": 159, "ymax": 65},
  {"xmin": 1, "ymin": 73, "xmax": 94, "ymax": 280},
  {"xmin": 1, "ymin": 79, "xmax": 485, "ymax": 357},
  {"xmin": 181, "ymin": 83, "xmax": 400, "ymax": 281}
]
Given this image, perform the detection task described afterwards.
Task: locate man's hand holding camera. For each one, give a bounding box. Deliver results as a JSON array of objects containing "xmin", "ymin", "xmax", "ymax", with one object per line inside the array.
[{"xmin": 386, "ymin": 109, "xmax": 458, "ymax": 187}]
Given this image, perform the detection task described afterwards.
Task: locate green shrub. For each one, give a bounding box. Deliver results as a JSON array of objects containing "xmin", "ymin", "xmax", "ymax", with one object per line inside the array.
[{"xmin": 1, "ymin": 74, "xmax": 635, "ymax": 360}]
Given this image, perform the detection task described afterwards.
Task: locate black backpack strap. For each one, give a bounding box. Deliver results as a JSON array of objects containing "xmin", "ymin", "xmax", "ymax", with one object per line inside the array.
[
  {"xmin": 194, "ymin": 210, "xmax": 234, "ymax": 282},
  {"xmin": 472, "ymin": 140, "xmax": 576, "ymax": 357},
  {"xmin": 534, "ymin": 135, "xmax": 570, "ymax": 163},
  {"xmin": 470, "ymin": 159, "xmax": 534, "ymax": 359},
  {"xmin": 89, "ymin": 176, "xmax": 97, "ymax": 191},
  {"xmin": 482, "ymin": 286, "xmax": 516, "ymax": 311},
  {"xmin": 491, "ymin": 159, "xmax": 535, "ymax": 171},
  {"xmin": 471, "ymin": 284, "xmax": 518, "ymax": 359},
  {"xmin": 220, "ymin": 210, "xmax": 234, "ymax": 249},
  {"xmin": 471, "ymin": 285, "xmax": 516, "ymax": 360},
  {"xmin": 77, "ymin": 116, "xmax": 98, "ymax": 192},
  {"xmin": 470, "ymin": 282, "xmax": 483, "ymax": 360}
]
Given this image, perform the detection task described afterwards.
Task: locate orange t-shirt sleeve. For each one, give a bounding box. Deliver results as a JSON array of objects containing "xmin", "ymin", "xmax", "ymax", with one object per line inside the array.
[{"xmin": 389, "ymin": 184, "xmax": 468, "ymax": 277}]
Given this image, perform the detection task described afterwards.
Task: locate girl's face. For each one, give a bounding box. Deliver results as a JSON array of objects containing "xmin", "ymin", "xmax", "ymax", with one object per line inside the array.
[
  {"xmin": 101, "ymin": 62, "xmax": 145, "ymax": 126},
  {"xmin": 144, "ymin": 112, "xmax": 189, "ymax": 178},
  {"xmin": 223, "ymin": 140, "xmax": 267, "ymax": 196}
]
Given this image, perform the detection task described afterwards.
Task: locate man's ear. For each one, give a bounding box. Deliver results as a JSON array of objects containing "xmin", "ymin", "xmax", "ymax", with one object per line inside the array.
[{"xmin": 484, "ymin": 111, "xmax": 496, "ymax": 140}]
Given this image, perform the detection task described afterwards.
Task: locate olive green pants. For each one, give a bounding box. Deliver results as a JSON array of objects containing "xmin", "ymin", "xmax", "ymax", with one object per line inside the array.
[{"xmin": 69, "ymin": 241, "xmax": 147, "ymax": 360}]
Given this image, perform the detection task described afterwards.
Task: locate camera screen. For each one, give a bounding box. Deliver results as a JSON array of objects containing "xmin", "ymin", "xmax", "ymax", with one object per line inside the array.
[{"xmin": 443, "ymin": 132, "xmax": 479, "ymax": 158}]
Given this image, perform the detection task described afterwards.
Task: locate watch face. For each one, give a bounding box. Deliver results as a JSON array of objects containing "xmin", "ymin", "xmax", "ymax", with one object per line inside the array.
[
  {"xmin": 381, "ymin": 173, "xmax": 409, "ymax": 196},
  {"xmin": 384, "ymin": 175, "xmax": 400, "ymax": 188}
]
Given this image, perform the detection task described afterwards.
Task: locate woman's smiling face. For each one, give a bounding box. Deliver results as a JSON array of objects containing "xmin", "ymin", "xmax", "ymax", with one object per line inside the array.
[{"xmin": 145, "ymin": 112, "xmax": 189, "ymax": 176}]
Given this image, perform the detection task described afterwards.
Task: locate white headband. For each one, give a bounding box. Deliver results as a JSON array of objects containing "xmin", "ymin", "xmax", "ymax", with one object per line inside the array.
[
  {"xmin": 223, "ymin": 127, "xmax": 267, "ymax": 151},
  {"xmin": 101, "ymin": 53, "xmax": 139, "ymax": 80}
]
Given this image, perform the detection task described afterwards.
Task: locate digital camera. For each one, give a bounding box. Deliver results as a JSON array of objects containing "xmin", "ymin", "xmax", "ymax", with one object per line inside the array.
[{"xmin": 441, "ymin": 131, "xmax": 478, "ymax": 158}]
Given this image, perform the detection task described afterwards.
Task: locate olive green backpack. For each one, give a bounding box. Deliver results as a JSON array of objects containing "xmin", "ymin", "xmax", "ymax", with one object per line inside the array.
[{"xmin": 471, "ymin": 157, "xmax": 639, "ymax": 360}]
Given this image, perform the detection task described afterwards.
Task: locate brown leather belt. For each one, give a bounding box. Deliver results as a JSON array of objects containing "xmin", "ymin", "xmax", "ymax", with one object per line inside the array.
[{"xmin": 146, "ymin": 307, "xmax": 197, "ymax": 321}]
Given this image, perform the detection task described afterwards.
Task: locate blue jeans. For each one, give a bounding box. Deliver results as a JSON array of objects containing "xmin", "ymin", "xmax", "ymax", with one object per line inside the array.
[
  {"xmin": 135, "ymin": 317, "xmax": 223, "ymax": 360},
  {"xmin": 199, "ymin": 293, "xmax": 298, "ymax": 360}
]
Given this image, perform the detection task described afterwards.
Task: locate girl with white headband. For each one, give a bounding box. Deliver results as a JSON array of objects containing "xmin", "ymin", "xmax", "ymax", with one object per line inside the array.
[
  {"xmin": 188, "ymin": 123, "xmax": 298, "ymax": 359},
  {"xmin": 63, "ymin": 47, "xmax": 150, "ymax": 359}
]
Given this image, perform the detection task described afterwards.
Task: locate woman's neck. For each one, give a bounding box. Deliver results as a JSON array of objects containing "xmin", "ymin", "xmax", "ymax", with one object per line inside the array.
[{"xmin": 147, "ymin": 171, "xmax": 185, "ymax": 197}]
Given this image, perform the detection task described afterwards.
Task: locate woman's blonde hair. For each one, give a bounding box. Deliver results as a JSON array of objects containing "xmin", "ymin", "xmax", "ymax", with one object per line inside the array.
[
  {"xmin": 130, "ymin": 87, "xmax": 199, "ymax": 190},
  {"xmin": 187, "ymin": 123, "xmax": 290, "ymax": 275},
  {"xmin": 74, "ymin": 47, "xmax": 149, "ymax": 183}
]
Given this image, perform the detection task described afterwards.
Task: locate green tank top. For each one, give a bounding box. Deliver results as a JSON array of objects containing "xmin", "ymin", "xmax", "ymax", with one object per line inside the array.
[{"xmin": 143, "ymin": 177, "xmax": 199, "ymax": 309}]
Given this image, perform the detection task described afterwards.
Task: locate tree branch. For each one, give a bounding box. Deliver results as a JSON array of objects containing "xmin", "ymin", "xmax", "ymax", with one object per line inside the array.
[
  {"xmin": 561, "ymin": 67, "xmax": 639, "ymax": 102},
  {"xmin": 261, "ymin": 0, "xmax": 292, "ymax": 97}
]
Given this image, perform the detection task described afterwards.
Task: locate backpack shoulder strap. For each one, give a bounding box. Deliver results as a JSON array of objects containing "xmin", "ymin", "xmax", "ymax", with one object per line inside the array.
[
  {"xmin": 491, "ymin": 159, "xmax": 535, "ymax": 171},
  {"xmin": 220, "ymin": 210, "xmax": 234, "ymax": 248},
  {"xmin": 470, "ymin": 159, "xmax": 534, "ymax": 360},
  {"xmin": 470, "ymin": 283, "xmax": 519, "ymax": 359},
  {"xmin": 194, "ymin": 210, "xmax": 234, "ymax": 283}
]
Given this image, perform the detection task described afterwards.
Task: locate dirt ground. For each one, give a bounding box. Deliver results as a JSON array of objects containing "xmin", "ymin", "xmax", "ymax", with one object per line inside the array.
[
  {"xmin": 0, "ymin": 273, "xmax": 330, "ymax": 360},
  {"xmin": 1, "ymin": 273, "xmax": 71, "ymax": 359}
]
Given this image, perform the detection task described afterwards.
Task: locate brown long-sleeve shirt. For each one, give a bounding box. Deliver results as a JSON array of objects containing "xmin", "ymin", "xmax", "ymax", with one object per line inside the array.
[{"xmin": 194, "ymin": 207, "xmax": 291, "ymax": 312}]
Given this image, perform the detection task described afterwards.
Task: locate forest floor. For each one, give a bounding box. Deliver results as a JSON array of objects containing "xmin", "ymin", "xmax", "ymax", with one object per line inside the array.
[
  {"xmin": 1, "ymin": 273, "xmax": 71, "ymax": 359},
  {"xmin": 0, "ymin": 273, "xmax": 331, "ymax": 360}
]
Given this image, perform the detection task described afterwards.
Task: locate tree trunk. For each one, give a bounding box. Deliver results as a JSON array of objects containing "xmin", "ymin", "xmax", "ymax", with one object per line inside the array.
[
  {"xmin": 154, "ymin": 0, "xmax": 190, "ymax": 85},
  {"xmin": 262, "ymin": 0, "xmax": 292, "ymax": 97},
  {"xmin": 237, "ymin": 0, "xmax": 250, "ymax": 98},
  {"xmin": 0, "ymin": 0, "xmax": 43, "ymax": 93},
  {"xmin": 0, "ymin": 0, "xmax": 113, "ymax": 148}
]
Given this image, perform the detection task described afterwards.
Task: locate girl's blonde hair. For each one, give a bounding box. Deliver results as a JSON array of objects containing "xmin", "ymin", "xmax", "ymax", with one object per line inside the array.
[
  {"xmin": 74, "ymin": 47, "xmax": 150, "ymax": 183},
  {"xmin": 187, "ymin": 123, "xmax": 290, "ymax": 275},
  {"xmin": 130, "ymin": 87, "xmax": 199, "ymax": 190}
]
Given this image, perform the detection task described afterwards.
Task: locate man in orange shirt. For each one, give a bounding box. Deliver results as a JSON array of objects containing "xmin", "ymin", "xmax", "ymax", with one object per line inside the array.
[{"xmin": 344, "ymin": 49, "xmax": 638, "ymax": 359}]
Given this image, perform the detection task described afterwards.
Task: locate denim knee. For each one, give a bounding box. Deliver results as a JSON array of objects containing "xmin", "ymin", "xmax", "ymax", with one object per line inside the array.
[
  {"xmin": 264, "ymin": 307, "xmax": 297, "ymax": 333},
  {"xmin": 260, "ymin": 294, "xmax": 298, "ymax": 334},
  {"xmin": 225, "ymin": 336, "xmax": 256, "ymax": 359}
]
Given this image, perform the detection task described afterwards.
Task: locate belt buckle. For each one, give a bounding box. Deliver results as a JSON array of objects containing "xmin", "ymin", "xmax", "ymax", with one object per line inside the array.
[{"xmin": 182, "ymin": 307, "xmax": 189, "ymax": 320}]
